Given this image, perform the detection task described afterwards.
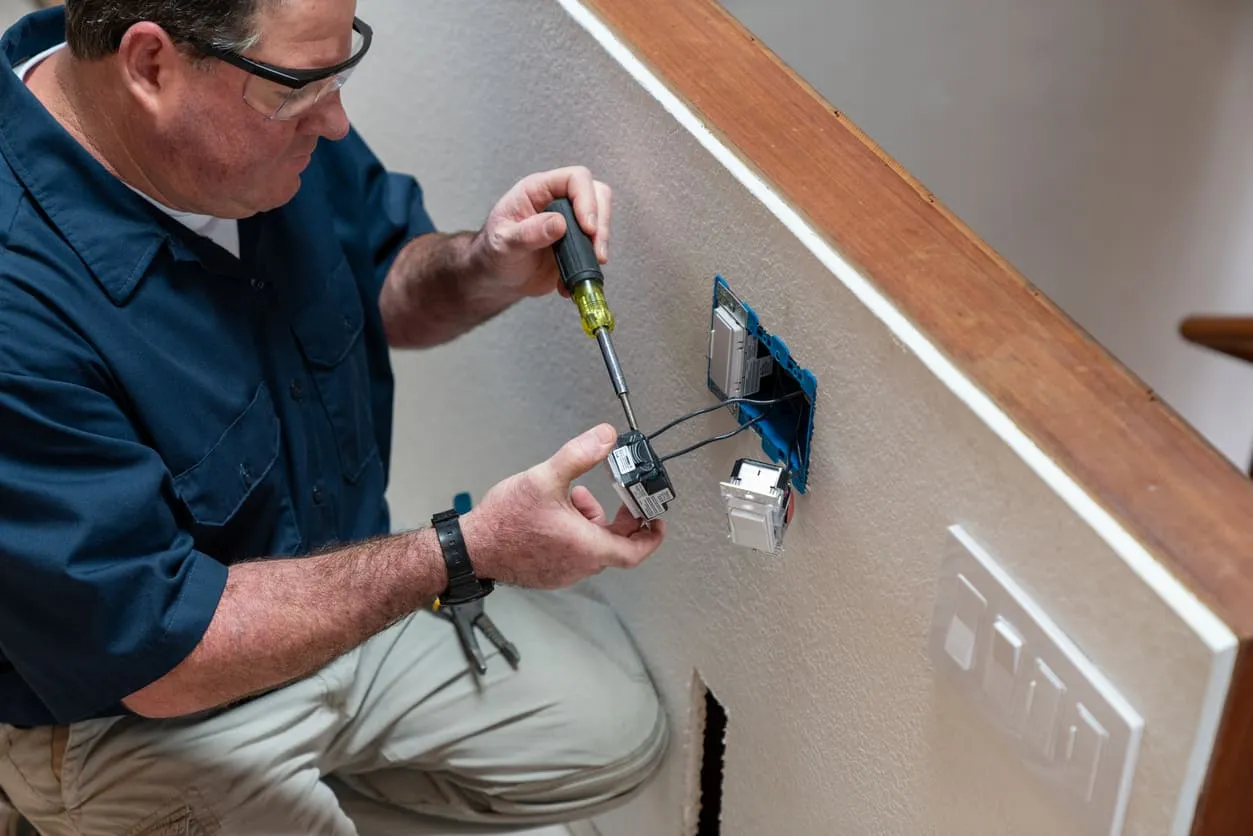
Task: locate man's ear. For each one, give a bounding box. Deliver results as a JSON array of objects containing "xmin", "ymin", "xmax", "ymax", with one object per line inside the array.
[{"xmin": 115, "ymin": 21, "xmax": 184, "ymax": 115}]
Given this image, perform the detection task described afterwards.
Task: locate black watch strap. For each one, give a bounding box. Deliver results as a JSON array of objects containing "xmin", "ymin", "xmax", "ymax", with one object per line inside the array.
[{"xmin": 432, "ymin": 509, "xmax": 491, "ymax": 606}]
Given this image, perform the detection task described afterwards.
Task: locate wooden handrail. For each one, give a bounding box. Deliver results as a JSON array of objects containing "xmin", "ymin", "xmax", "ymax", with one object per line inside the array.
[
  {"xmin": 1181, "ymin": 315, "xmax": 1253, "ymax": 365},
  {"xmin": 580, "ymin": 1, "xmax": 1253, "ymax": 831}
]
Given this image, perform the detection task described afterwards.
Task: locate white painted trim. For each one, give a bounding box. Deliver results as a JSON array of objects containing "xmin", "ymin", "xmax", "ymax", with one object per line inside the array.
[
  {"xmin": 553, "ymin": 1, "xmax": 1239, "ymax": 831},
  {"xmin": 1173, "ymin": 638, "xmax": 1238, "ymax": 834}
]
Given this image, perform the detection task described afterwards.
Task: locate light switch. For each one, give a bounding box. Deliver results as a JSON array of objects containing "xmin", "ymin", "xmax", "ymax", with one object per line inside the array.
[
  {"xmin": 943, "ymin": 573, "xmax": 987, "ymax": 671},
  {"xmin": 709, "ymin": 306, "xmax": 748, "ymax": 398},
  {"xmin": 1024, "ymin": 658, "xmax": 1066, "ymax": 759},
  {"xmin": 982, "ymin": 616, "xmax": 1023, "ymax": 709},
  {"xmin": 932, "ymin": 526, "xmax": 1143, "ymax": 836},
  {"xmin": 1064, "ymin": 702, "xmax": 1108, "ymax": 801},
  {"xmin": 728, "ymin": 507, "xmax": 774, "ymax": 553}
]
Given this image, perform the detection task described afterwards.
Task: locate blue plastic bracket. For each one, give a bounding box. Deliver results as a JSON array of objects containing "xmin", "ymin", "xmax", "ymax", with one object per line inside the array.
[{"xmin": 709, "ymin": 275, "xmax": 818, "ymax": 493}]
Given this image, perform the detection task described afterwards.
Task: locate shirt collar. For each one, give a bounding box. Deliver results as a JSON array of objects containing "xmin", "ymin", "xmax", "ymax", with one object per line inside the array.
[{"xmin": 0, "ymin": 8, "xmax": 179, "ymax": 305}]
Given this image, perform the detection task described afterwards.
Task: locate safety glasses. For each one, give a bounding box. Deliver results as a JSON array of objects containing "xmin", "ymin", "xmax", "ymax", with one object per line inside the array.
[{"xmin": 187, "ymin": 17, "xmax": 373, "ymax": 121}]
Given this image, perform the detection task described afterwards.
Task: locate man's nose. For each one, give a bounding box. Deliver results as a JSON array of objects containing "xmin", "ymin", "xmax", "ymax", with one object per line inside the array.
[{"xmin": 302, "ymin": 92, "xmax": 351, "ymax": 141}]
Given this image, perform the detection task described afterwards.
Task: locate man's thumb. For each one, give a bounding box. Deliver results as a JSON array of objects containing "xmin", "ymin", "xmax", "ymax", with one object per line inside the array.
[
  {"xmin": 510, "ymin": 212, "xmax": 566, "ymax": 252},
  {"xmin": 547, "ymin": 423, "xmax": 617, "ymax": 483}
]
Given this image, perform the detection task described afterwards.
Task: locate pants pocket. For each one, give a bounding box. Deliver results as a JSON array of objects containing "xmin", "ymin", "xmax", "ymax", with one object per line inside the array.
[
  {"xmin": 127, "ymin": 792, "xmax": 220, "ymax": 836},
  {"xmin": 58, "ymin": 717, "xmax": 121, "ymax": 809},
  {"xmin": 48, "ymin": 726, "xmax": 66, "ymax": 784}
]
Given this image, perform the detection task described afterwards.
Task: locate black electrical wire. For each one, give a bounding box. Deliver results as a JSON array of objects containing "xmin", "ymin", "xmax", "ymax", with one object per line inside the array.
[
  {"xmin": 647, "ymin": 391, "xmax": 806, "ymax": 441},
  {"xmin": 786, "ymin": 397, "xmax": 806, "ymax": 461},
  {"xmin": 657, "ymin": 409, "xmax": 773, "ymax": 464}
]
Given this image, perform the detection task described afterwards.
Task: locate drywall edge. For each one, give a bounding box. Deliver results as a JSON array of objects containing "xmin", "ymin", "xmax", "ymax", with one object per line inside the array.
[{"xmin": 551, "ymin": 0, "xmax": 1239, "ymax": 830}]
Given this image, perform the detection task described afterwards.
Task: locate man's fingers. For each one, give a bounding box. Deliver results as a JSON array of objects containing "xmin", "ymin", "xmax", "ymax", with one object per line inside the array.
[
  {"xmin": 545, "ymin": 423, "xmax": 617, "ymax": 485},
  {"xmin": 598, "ymin": 513, "xmax": 666, "ymax": 567},
  {"xmin": 540, "ymin": 166, "xmax": 597, "ymax": 235},
  {"xmin": 593, "ymin": 180, "xmax": 612, "ymax": 263},
  {"xmin": 605, "ymin": 503, "xmax": 643, "ymax": 537},
  {"xmin": 502, "ymin": 213, "xmax": 566, "ymax": 253},
  {"xmin": 520, "ymin": 166, "xmax": 600, "ymax": 238},
  {"xmin": 566, "ymin": 167, "xmax": 599, "ymax": 237},
  {"xmin": 571, "ymin": 485, "xmax": 607, "ymax": 525}
]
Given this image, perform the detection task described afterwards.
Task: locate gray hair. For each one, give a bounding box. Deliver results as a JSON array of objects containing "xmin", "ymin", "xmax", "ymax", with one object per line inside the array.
[{"xmin": 64, "ymin": 0, "xmax": 269, "ymax": 61}]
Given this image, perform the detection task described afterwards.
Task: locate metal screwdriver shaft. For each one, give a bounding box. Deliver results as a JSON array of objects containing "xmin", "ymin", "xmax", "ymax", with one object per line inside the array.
[
  {"xmin": 594, "ymin": 328, "xmax": 638, "ymax": 428},
  {"xmin": 546, "ymin": 198, "xmax": 639, "ymax": 431}
]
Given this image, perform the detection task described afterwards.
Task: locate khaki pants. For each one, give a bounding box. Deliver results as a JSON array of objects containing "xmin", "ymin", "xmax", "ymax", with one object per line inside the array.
[{"xmin": 0, "ymin": 587, "xmax": 668, "ymax": 835}]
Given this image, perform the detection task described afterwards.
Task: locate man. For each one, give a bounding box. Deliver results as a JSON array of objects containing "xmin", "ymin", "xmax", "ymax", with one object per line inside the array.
[{"xmin": 0, "ymin": 0, "xmax": 669, "ymax": 833}]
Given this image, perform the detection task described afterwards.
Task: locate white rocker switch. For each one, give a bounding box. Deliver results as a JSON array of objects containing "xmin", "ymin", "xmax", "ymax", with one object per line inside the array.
[{"xmin": 944, "ymin": 573, "xmax": 987, "ymax": 671}]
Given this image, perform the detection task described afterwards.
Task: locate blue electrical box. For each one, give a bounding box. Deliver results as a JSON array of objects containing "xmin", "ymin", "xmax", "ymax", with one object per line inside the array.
[{"xmin": 706, "ymin": 275, "xmax": 818, "ymax": 493}]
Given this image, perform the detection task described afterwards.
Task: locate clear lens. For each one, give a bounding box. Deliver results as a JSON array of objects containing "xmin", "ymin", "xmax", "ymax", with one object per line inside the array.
[
  {"xmin": 241, "ymin": 27, "xmax": 363, "ymax": 121},
  {"xmin": 247, "ymin": 69, "xmax": 352, "ymax": 120}
]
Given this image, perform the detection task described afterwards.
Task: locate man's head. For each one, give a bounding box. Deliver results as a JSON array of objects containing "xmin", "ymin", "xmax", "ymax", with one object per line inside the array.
[{"xmin": 61, "ymin": 0, "xmax": 363, "ymax": 218}]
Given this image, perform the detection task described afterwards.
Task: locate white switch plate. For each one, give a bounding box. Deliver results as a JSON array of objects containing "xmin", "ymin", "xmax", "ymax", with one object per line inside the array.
[{"xmin": 930, "ymin": 525, "xmax": 1144, "ymax": 836}]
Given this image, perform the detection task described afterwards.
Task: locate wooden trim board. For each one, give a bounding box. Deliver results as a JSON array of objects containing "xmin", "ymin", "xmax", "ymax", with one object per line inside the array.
[{"xmin": 572, "ymin": 0, "xmax": 1253, "ymax": 832}]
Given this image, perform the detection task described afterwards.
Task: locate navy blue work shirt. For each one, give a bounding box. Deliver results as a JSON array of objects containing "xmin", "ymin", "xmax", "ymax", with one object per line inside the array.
[{"xmin": 0, "ymin": 9, "xmax": 436, "ymax": 726}]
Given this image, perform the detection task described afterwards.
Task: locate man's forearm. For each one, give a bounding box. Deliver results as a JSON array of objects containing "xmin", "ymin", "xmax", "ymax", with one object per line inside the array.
[
  {"xmin": 380, "ymin": 231, "xmax": 521, "ymax": 349},
  {"xmin": 122, "ymin": 528, "xmax": 446, "ymax": 719}
]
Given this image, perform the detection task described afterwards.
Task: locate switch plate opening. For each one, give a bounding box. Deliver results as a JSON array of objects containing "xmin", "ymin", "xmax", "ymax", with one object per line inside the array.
[{"xmin": 707, "ymin": 275, "xmax": 818, "ymax": 493}]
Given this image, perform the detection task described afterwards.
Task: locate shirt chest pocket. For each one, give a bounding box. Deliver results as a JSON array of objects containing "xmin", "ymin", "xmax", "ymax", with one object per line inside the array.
[
  {"xmin": 290, "ymin": 258, "xmax": 379, "ymax": 485},
  {"xmin": 171, "ymin": 381, "xmax": 301, "ymax": 560}
]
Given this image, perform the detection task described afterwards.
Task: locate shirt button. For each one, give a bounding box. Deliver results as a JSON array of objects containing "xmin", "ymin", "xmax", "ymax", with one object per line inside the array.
[
  {"xmin": 289, "ymin": 379, "xmax": 304, "ymax": 401},
  {"xmin": 312, "ymin": 485, "xmax": 325, "ymax": 505},
  {"xmin": 250, "ymin": 278, "xmax": 267, "ymax": 291},
  {"xmin": 240, "ymin": 463, "xmax": 252, "ymax": 483}
]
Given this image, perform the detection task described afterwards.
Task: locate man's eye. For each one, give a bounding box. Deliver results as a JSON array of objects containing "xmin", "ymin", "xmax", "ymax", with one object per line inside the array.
[
  {"xmin": 289, "ymin": 84, "xmax": 321, "ymax": 103},
  {"xmin": 249, "ymin": 79, "xmax": 292, "ymax": 109}
]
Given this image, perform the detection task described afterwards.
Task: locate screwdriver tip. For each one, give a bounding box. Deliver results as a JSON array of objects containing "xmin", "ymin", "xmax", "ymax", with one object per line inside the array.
[{"xmin": 619, "ymin": 393, "xmax": 639, "ymax": 431}]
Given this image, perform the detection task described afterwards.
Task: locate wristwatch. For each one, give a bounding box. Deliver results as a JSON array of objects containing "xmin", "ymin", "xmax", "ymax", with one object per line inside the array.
[{"xmin": 432, "ymin": 509, "xmax": 492, "ymax": 606}]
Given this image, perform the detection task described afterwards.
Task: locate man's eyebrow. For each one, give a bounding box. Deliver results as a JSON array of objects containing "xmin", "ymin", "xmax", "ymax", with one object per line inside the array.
[{"xmin": 262, "ymin": 41, "xmax": 352, "ymax": 71}]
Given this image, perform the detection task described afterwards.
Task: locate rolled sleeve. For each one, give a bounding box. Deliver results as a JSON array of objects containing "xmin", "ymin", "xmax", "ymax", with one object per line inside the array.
[{"xmin": 0, "ymin": 372, "xmax": 227, "ymax": 723}]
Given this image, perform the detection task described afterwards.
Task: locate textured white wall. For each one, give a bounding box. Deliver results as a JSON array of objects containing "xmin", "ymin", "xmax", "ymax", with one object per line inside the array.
[
  {"xmin": 719, "ymin": 0, "xmax": 1253, "ymax": 471},
  {"xmin": 0, "ymin": 0, "xmax": 1231, "ymax": 831},
  {"xmin": 348, "ymin": 2, "xmax": 1230, "ymax": 834},
  {"xmin": 0, "ymin": 0, "xmax": 30, "ymax": 29}
]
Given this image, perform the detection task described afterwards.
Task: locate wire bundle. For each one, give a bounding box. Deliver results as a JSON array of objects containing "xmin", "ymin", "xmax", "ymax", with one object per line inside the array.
[{"xmin": 649, "ymin": 392, "xmax": 805, "ymax": 463}]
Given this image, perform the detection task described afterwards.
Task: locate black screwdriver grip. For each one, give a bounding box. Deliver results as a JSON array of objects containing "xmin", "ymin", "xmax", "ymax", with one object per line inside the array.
[{"xmin": 546, "ymin": 198, "xmax": 603, "ymax": 294}]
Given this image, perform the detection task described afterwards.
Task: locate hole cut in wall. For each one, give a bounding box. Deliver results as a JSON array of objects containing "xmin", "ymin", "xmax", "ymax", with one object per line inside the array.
[{"xmin": 685, "ymin": 671, "xmax": 728, "ymax": 836}]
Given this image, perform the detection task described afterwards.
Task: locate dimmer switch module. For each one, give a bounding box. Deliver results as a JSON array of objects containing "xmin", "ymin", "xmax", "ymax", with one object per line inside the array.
[
  {"xmin": 709, "ymin": 299, "xmax": 771, "ymax": 402},
  {"xmin": 607, "ymin": 430, "xmax": 675, "ymax": 522}
]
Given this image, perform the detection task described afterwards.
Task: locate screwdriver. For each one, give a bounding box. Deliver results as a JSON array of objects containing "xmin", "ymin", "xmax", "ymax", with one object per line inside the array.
[{"xmin": 546, "ymin": 197, "xmax": 639, "ymax": 431}]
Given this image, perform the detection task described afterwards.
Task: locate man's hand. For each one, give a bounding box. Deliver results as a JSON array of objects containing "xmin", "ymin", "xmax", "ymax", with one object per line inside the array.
[
  {"xmin": 462, "ymin": 424, "xmax": 665, "ymax": 589},
  {"xmin": 381, "ymin": 166, "xmax": 613, "ymax": 349},
  {"xmin": 473, "ymin": 166, "xmax": 613, "ymax": 300}
]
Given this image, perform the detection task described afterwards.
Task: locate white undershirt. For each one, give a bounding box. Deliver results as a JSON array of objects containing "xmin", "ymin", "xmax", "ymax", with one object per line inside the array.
[{"xmin": 14, "ymin": 42, "xmax": 241, "ymax": 258}]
